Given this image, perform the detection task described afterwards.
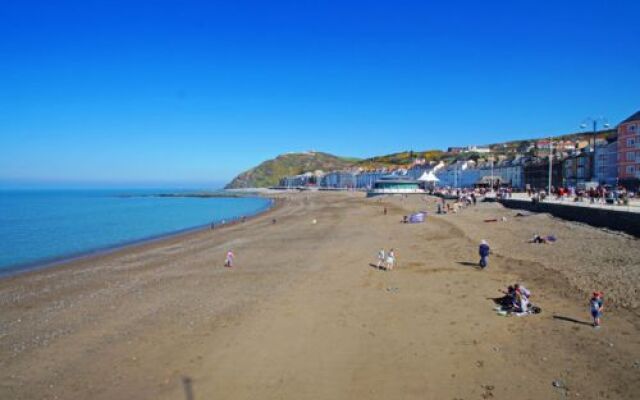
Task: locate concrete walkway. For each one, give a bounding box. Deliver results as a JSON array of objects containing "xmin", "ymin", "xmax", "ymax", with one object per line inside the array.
[{"xmin": 506, "ymin": 193, "xmax": 640, "ymax": 213}]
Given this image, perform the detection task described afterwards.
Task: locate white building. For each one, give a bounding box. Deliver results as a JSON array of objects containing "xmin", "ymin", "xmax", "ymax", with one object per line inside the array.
[
  {"xmin": 436, "ymin": 160, "xmax": 481, "ymax": 188},
  {"xmin": 320, "ymin": 171, "xmax": 357, "ymax": 189},
  {"xmin": 477, "ymin": 158, "xmax": 525, "ymax": 189},
  {"xmin": 465, "ymin": 145, "xmax": 491, "ymax": 154},
  {"xmin": 280, "ymin": 171, "xmax": 321, "ymax": 188},
  {"xmin": 356, "ymin": 169, "xmax": 388, "ymax": 189}
]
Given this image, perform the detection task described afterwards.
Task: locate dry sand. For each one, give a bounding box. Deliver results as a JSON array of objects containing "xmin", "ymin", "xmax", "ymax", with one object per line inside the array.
[{"xmin": 1, "ymin": 192, "xmax": 639, "ymax": 400}]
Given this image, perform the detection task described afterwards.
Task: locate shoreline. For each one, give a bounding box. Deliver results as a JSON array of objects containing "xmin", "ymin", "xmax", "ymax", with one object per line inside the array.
[{"xmin": 0, "ymin": 196, "xmax": 279, "ymax": 280}]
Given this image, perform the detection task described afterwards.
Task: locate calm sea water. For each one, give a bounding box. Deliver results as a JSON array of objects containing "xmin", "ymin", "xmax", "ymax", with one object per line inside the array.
[{"xmin": 0, "ymin": 190, "xmax": 272, "ymax": 274}]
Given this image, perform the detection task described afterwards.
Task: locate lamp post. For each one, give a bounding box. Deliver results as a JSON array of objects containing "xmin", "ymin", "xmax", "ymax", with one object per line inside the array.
[
  {"xmin": 454, "ymin": 163, "xmax": 458, "ymax": 189},
  {"xmin": 580, "ymin": 116, "xmax": 610, "ymax": 181},
  {"xmin": 489, "ymin": 156, "xmax": 495, "ymax": 192},
  {"xmin": 548, "ymin": 138, "xmax": 553, "ymax": 196}
]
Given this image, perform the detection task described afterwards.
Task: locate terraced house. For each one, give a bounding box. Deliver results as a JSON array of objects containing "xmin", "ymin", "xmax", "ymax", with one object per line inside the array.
[{"xmin": 617, "ymin": 111, "xmax": 640, "ymax": 188}]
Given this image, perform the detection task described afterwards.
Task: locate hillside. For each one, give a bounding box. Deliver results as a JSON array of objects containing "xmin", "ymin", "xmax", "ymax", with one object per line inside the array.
[
  {"xmin": 225, "ymin": 128, "xmax": 618, "ymax": 187},
  {"xmin": 356, "ymin": 150, "xmax": 445, "ymax": 169},
  {"xmin": 225, "ymin": 152, "xmax": 358, "ymax": 189}
]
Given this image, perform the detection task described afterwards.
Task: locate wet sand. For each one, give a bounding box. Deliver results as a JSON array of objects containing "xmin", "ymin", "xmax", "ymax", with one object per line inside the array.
[{"xmin": 1, "ymin": 192, "xmax": 639, "ymax": 399}]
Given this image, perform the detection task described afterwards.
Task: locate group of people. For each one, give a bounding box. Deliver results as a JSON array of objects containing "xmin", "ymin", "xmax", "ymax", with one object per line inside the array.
[
  {"xmin": 528, "ymin": 234, "xmax": 557, "ymax": 244},
  {"xmin": 375, "ymin": 248, "xmax": 396, "ymax": 270},
  {"xmin": 528, "ymin": 185, "xmax": 632, "ymax": 206},
  {"xmin": 496, "ymin": 283, "xmax": 535, "ymax": 315}
]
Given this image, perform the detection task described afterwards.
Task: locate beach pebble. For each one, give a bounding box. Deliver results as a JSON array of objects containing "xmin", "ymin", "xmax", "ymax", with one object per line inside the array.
[
  {"xmin": 552, "ymin": 379, "xmax": 566, "ymax": 389},
  {"xmin": 632, "ymin": 360, "xmax": 640, "ymax": 368}
]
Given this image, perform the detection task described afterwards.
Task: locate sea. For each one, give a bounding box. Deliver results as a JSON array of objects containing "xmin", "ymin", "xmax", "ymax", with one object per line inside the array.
[{"xmin": 0, "ymin": 189, "xmax": 272, "ymax": 276}]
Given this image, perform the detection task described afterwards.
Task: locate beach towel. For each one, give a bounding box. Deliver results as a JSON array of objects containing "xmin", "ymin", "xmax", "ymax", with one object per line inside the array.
[{"xmin": 409, "ymin": 212, "xmax": 426, "ymax": 223}]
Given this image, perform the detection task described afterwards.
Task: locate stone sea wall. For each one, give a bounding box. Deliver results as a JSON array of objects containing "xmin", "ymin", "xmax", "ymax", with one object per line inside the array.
[{"xmin": 499, "ymin": 199, "xmax": 640, "ymax": 237}]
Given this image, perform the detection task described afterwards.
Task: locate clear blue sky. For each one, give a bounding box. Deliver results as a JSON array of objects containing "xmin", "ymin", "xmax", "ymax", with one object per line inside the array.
[{"xmin": 1, "ymin": 0, "xmax": 639, "ymax": 188}]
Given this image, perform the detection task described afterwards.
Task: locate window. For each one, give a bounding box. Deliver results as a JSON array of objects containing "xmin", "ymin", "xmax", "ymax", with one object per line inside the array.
[
  {"xmin": 626, "ymin": 166, "xmax": 635, "ymax": 174},
  {"xmin": 627, "ymin": 152, "xmax": 635, "ymax": 161},
  {"xmin": 628, "ymin": 138, "xmax": 636, "ymax": 147}
]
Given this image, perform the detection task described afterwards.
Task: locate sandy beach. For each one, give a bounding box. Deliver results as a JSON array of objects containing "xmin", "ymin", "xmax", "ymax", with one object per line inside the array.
[{"xmin": 1, "ymin": 192, "xmax": 639, "ymax": 400}]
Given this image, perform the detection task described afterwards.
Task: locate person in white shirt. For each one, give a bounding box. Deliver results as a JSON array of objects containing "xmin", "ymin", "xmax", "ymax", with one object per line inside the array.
[
  {"xmin": 224, "ymin": 250, "xmax": 234, "ymax": 268},
  {"xmin": 376, "ymin": 249, "xmax": 386, "ymax": 269},
  {"xmin": 386, "ymin": 249, "xmax": 396, "ymax": 271}
]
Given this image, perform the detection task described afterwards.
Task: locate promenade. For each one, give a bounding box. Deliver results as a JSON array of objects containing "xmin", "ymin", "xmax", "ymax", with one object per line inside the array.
[{"xmin": 508, "ymin": 193, "xmax": 640, "ymax": 214}]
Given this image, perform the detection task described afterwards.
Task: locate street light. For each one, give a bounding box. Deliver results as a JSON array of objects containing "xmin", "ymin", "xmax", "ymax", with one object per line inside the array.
[
  {"xmin": 580, "ymin": 116, "xmax": 610, "ymax": 151},
  {"xmin": 488, "ymin": 156, "xmax": 495, "ymax": 192},
  {"xmin": 548, "ymin": 138, "xmax": 553, "ymax": 196},
  {"xmin": 580, "ymin": 116, "xmax": 610, "ymax": 181}
]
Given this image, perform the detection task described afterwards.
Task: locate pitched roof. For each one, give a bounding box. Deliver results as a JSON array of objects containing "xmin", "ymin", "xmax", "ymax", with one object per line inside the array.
[{"xmin": 621, "ymin": 110, "xmax": 640, "ymax": 124}]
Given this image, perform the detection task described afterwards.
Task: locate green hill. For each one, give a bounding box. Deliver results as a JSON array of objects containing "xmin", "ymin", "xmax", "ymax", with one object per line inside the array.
[
  {"xmin": 356, "ymin": 150, "xmax": 445, "ymax": 169},
  {"xmin": 225, "ymin": 152, "xmax": 359, "ymax": 189}
]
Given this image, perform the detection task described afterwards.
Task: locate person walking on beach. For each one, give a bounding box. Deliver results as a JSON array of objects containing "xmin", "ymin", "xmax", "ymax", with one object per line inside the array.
[
  {"xmin": 590, "ymin": 291, "xmax": 604, "ymax": 328},
  {"xmin": 376, "ymin": 248, "xmax": 386, "ymax": 269},
  {"xmin": 386, "ymin": 248, "xmax": 396, "ymax": 270},
  {"xmin": 478, "ymin": 240, "xmax": 490, "ymax": 269},
  {"xmin": 224, "ymin": 250, "xmax": 235, "ymax": 268}
]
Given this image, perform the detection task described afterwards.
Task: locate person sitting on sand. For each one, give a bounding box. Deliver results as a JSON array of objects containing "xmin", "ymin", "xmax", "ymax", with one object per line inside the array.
[
  {"xmin": 224, "ymin": 250, "xmax": 234, "ymax": 268},
  {"xmin": 513, "ymin": 289, "xmax": 529, "ymax": 313},
  {"xmin": 530, "ymin": 234, "xmax": 547, "ymax": 244},
  {"xmin": 386, "ymin": 248, "xmax": 396, "ymax": 270},
  {"xmin": 590, "ymin": 291, "xmax": 604, "ymax": 328},
  {"xmin": 497, "ymin": 285, "xmax": 516, "ymax": 310},
  {"xmin": 514, "ymin": 283, "xmax": 530, "ymax": 300},
  {"xmin": 376, "ymin": 248, "xmax": 386, "ymax": 269},
  {"xmin": 529, "ymin": 234, "xmax": 557, "ymax": 244}
]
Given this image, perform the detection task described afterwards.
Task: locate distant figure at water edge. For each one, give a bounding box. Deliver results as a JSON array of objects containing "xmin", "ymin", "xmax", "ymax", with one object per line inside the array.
[
  {"xmin": 590, "ymin": 291, "xmax": 604, "ymax": 328},
  {"xmin": 376, "ymin": 248, "xmax": 386, "ymax": 269},
  {"xmin": 383, "ymin": 207, "xmax": 387, "ymax": 215},
  {"xmin": 386, "ymin": 248, "xmax": 396, "ymax": 270},
  {"xmin": 224, "ymin": 250, "xmax": 235, "ymax": 268},
  {"xmin": 479, "ymin": 240, "xmax": 490, "ymax": 269}
]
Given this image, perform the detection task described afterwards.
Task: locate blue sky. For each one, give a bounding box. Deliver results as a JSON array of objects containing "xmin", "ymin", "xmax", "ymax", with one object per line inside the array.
[{"xmin": 1, "ymin": 0, "xmax": 639, "ymax": 188}]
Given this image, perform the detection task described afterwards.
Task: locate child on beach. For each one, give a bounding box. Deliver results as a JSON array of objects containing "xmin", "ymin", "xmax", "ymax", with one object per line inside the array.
[
  {"xmin": 376, "ymin": 248, "xmax": 386, "ymax": 269},
  {"xmin": 590, "ymin": 291, "xmax": 604, "ymax": 327},
  {"xmin": 224, "ymin": 250, "xmax": 234, "ymax": 268},
  {"xmin": 386, "ymin": 249, "xmax": 396, "ymax": 271}
]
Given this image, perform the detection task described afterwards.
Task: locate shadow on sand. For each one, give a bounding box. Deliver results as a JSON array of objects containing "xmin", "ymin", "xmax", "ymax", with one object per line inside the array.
[
  {"xmin": 457, "ymin": 261, "xmax": 479, "ymax": 267},
  {"xmin": 182, "ymin": 376, "xmax": 194, "ymax": 400},
  {"xmin": 369, "ymin": 263, "xmax": 383, "ymax": 270},
  {"xmin": 552, "ymin": 315, "xmax": 593, "ymax": 326}
]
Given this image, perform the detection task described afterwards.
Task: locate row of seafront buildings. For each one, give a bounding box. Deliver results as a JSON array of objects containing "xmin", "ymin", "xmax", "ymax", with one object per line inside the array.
[{"xmin": 279, "ymin": 111, "xmax": 640, "ymax": 191}]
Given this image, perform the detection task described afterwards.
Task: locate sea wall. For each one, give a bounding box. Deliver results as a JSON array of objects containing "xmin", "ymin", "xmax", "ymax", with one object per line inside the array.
[{"xmin": 499, "ymin": 199, "xmax": 640, "ymax": 237}]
